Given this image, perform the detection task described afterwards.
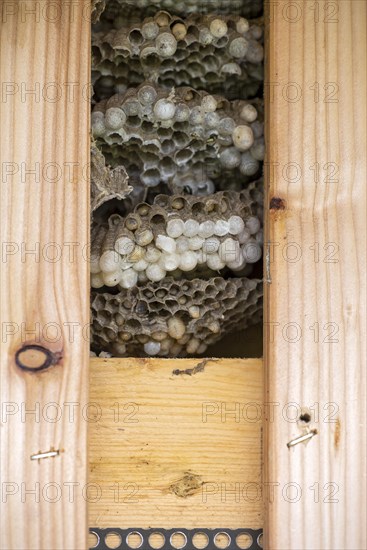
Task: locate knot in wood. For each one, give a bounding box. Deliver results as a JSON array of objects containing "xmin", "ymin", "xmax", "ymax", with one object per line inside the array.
[{"xmin": 15, "ymin": 345, "xmax": 61, "ymax": 372}]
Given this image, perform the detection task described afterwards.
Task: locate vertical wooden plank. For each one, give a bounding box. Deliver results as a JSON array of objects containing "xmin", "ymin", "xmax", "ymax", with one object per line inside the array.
[
  {"xmin": 264, "ymin": 1, "xmax": 366, "ymax": 549},
  {"xmin": 0, "ymin": 2, "xmax": 90, "ymax": 549}
]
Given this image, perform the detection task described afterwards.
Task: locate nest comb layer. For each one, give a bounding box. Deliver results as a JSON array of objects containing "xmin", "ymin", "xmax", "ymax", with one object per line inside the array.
[
  {"xmin": 91, "ymin": 185, "xmax": 263, "ymax": 290},
  {"xmin": 93, "ymin": 10, "xmax": 263, "ymax": 100},
  {"xmin": 98, "ymin": 0, "xmax": 263, "ymax": 26},
  {"xmin": 92, "ymin": 85, "xmax": 264, "ymax": 194},
  {"xmin": 91, "ymin": 275, "xmax": 263, "ymax": 357}
]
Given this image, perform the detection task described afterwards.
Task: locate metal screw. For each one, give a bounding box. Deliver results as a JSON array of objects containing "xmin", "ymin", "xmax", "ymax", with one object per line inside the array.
[
  {"xmin": 31, "ymin": 449, "xmax": 60, "ymax": 461},
  {"xmin": 287, "ymin": 429, "xmax": 318, "ymax": 448}
]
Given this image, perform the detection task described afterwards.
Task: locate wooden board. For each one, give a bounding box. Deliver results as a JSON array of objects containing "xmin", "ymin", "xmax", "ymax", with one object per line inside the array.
[
  {"xmin": 0, "ymin": 3, "xmax": 90, "ymax": 549},
  {"xmin": 89, "ymin": 358, "xmax": 263, "ymax": 529},
  {"xmin": 264, "ymin": 1, "xmax": 367, "ymax": 548}
]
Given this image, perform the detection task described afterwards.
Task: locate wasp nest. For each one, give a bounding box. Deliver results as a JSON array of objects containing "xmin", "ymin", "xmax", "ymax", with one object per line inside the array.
[
  {"xmin": 93, "ymin": 10, "xmax": 263, "ymax": 100},
  {"xmin": 92, "ymin": 85, "xmax": 264, "ymax": 194},
  {"xmin": 91, "ymin": 1, "xmax": 264, "ymax": 358},
  {"xmin": 91, "ymin": 185, "xmax": 263, "ymax": 290},
  {"xmin": 91, "ymin": 275, "xmax": 262, "ymax": 357}
]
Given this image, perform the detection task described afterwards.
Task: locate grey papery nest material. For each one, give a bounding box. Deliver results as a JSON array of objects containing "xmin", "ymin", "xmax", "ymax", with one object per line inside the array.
[
  {"xmin": 99, "ymin": 0, "xmax": 263, "ymax": 23},
  {"xmin": 92, "ymin": 84, "xmax": 264, "ymax": 194},
  {"xmin": 91, "ymin": 141, "xmax": 132, "ymax": 215},
  {"xmin": 90, "ymin": 185, "xmax": 263, "ymax": 292},
  {"xmin": 91, "ymin": 275, "xmax": 263, "ymax": 357},
  {"xmin": 92, "ymin": 10, "xmax": 263, "ymax": 100}
]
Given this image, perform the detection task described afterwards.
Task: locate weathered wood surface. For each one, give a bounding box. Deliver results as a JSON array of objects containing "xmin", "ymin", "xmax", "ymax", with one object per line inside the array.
[
  {"xmin": 0, "ymin": 2, "xmax": 90, "ymax": 549},
  {"xmin": 89, "ymin": 358, "xmax": 263, "ymax": 530},
  {"xmin": 264, "ymin": 1, "xmax": 367, "ymax": 548}
]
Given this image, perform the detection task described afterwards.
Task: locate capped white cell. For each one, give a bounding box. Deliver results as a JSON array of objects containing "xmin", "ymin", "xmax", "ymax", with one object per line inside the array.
[
  {"xmin": 137, "ymin": 271, "xmax": 148, "ymax": 283},
  {"xmin": 174, "ymin": 103, "xmax": 190, "ymax": 121},
  {"xmin": 159, "ymin": 253, "xmax": 180, "ymax": 272},
  {"xmin": 105, "ymin": 107, "xmax": 126, "ymax": 130},
  {"xmin": 238, "ymin": 228, "xmax": 251, "ymax": 244},
  {"xmin": 219, "ymin": 237, "xmax": 241, "ymax": 264},
  {"xmin": 210, "ymin": 19, "xmax": 228, "ymax": 38},
  {"xmin": 242, "ymin": 240, "xmax": 262, "ymax": 263},
  {"xmin": 133, "ymin": 259, "xmax": 148, "ymax": 272},
  {"xmin": 176, "ymin": 236, "xmax": 190, "ymax": 253},
  {"xmin": 240, "ymin": 104, "xmax": 258, "ymax": 123},
  {"xmin": 145, "ymin": 245, "xmax": 161, "ymax": 263},
  {"xmin": 120, "ymin": 268, "xmax": 138, "ymax": 289},
  {"xmin": 166, "ymin": 218, "xmax": 185, "ymax": 238},
  {"xmin": 91, "ymin": 272, "xmax": 104, "ymax": 289},
  {"xmin": 214, "ymin": 219, "xmax": 230, "ymax": 236},
  {"xmin": 203, "ymin": 237, "xmax": 220, "ymax": 254},
  {"xmin": 206, "ymin": 253, "xmax": 225, "ymax": 271},
  {"xmin": 236, "ymin": 17, "xmax": 250, "ymax": 34},
  {"xmin": 232, "ymin": 125, "xmax": 254, "ymax": 151},
  {"xmin": 256, "ymin": 230, "xmax": 264, "ymax": 245},
  {"xmin": 153, "ymin": 98, "xmax": 176, "ymax": 120},
  {"xmin": 120, "ymin": 258, "xmax": 134, "ymax": 271},
  {"xmin": 201, "ymin": 94, "xmax": 217, "ymax": 112},
  {"xmin": 229, "ymin": 37, "xmax": 248, "ymax": 58},
  {"xmin": 99, "ymin": 250, "xmax": 121, "ymax": 272},
  {"xmin": 251, "ymin": 139, "xmax": 265, "ymax": 161},
  {"xmin": 102, "ymin": 269, "xmax": 123, "ymax": 287},
  {"xmin": 141, "ymin": 21, "xmax": 159, "ymax": 40},
  {"xmin": 228, "ymin": 215, "xmax": 245, "ymax": 235},
  {"xmin": 220, "ymin": 147, "xmax": 241, "ymax": 169},
  {"xmin": 90, "ymin": 255, "xmax": 101, "ymax": 274},
  {"xmin": 91, "ymin": 111, "xmax": 105, "ymax": 137},
  {"xmin": 127, "ymin": 245, "xmax": 145, "ymax": 263},
  {"xmin": 155, "ymin": 32, "xmax": 177, "ymax": 58},
  {"xmin": 189, "ymin": 236, "xmax": 204, "ymax": 250},
  {"xmin": 115, "ymin": 236, "xmax": 134, "ymax": 256},
  {"xmin": 204, "ymin": 111, "xmax": 220, "ymax": 129},
  {"xmin": 179, "ymin": 250, "xmax": 197, "ymax": 272},
  {"xmin": 189, "ymin": 106, "xmax": 204, "ymax": 125},
  {"xmin": 135, "ymin": 228, "xmax": 154, "ymax": 246},
  {"xmin": 144, "ymin": 341, "xmax": 161, "ymax": 356},
  {"xmin": 239, "ymin": 151, "xmax": 260, "ymax": 176},
  {"xmin": 113, "ymin": 343, "xmax": 126, "ymax": 356},
  {"xmin": 199, "ymin": 27, "xmax": 214, "ymax": 45},
  {"xmin": 183, "ymin": 219, "xmax": 200, "ymax": 237},
  {"xmin": 246, "ymin": 216, "xmax": 261, "ymax": 235},
  {"xmin": 221, "ymin": 62, "xmax": 242, "ymax": 76},
  {"xmin": 196, "ymin": 250, "xmax": 206, "ymax": 264},
  {"xmin": 137, "ymin": 84, "xmax": 158, "ymax": 104},
  {"xmin": 198, "ymin": 220, "xmax": 215, "ymax": 238},
  {"xmin": 227, "ymin": 256, "xmax": 246, "ymax": 271},
  {"xmin": 146, "ymin": 263, "xmax": 166, "ymax": 282},
  {"xmin": 156, "ymin": 234, "xmax": 176, "ymax": 254}
]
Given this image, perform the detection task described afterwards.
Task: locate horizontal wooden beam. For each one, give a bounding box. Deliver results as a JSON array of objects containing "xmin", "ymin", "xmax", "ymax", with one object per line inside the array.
[{"xmin": 89, "ymin": 358, "xmax": 263, "ymax": 530}]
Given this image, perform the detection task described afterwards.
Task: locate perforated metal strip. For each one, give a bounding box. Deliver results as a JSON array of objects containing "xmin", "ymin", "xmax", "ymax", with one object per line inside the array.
[{"xmin": 90, "ymin": 527, "xmax": 263, "ymax": 550}]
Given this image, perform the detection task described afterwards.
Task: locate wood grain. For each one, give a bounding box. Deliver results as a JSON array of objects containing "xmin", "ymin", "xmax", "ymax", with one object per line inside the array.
[
  {"xmin": 264, "ymin": 1, "xmax": 367, "ymax": 548},
  {"xmin": 0, "ymin": 2, "xmax": 90, "ymax": 549},
  {"xmin": 89, "ymin": 358, "xmax": 263, "ymax": 529}
]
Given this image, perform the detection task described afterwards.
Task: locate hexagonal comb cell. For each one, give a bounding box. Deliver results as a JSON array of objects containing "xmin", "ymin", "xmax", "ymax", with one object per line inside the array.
[
  {"xmin": 92, "ymin": 84, "xmax": 264, "ymax": 194},
  {"xmin": 93, "ymin": 9, "xmax": 263, "ymax": 100},
  {"xmin": 91, "ymin": 276, "xmax": 263, "ymax": 357},
  {"xmin": 91, "ymin": 1, "xmax": 264, "ymax": 358}
]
